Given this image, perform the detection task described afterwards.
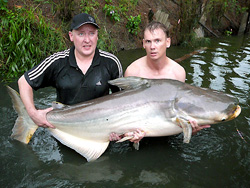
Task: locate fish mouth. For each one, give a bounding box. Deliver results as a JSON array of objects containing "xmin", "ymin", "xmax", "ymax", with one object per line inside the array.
[{"xmin": 227, "ymin": 105, "xmax": 241, "ymax": 121}]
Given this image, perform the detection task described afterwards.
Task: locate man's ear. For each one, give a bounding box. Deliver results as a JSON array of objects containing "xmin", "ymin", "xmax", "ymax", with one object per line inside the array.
[
  {"xmin": 166, "ymin": 37, "xmax": 171, "ymax": 48},
  {"xmin": 69, "ymin": 31, "xmax": 74, "ymax": 42}
]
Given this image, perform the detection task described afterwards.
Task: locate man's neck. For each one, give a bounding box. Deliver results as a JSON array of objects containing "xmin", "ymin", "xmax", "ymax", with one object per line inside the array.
[
  {"xmin": 146, "ymin": 56, "xmax": 168, "ymax": 71},
  {"xmin": 74, "ymin": 50, "xmax": 95, "ymax": 74},
  {"xmin": 75, "ymin": 50, "xmax": 95, "ymax": 64}
]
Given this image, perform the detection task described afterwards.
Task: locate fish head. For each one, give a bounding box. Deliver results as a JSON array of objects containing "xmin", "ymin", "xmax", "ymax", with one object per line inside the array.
[{"xmin": 174, "ymin": 86, "xmax": 241, "ymax": 125}]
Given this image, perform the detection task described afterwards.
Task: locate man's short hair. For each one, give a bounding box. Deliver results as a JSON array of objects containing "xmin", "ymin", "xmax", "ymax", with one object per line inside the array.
[{"xmin": 144, "ymin": 21, "xmax": 169, "ymax": 37}]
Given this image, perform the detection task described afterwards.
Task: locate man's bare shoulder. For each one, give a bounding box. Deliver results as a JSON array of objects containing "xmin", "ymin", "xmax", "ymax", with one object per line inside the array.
[
  {"xmin": 130, "ymin": 56, "xmax": 147, "ymax": 67},
  {"xmin": 168, "ymin": 58, "xmax": 186, "ymax": 82},
  {"xmin": 169, "ymin": 58, "xmax": 185, "ymax": 70},
  {"xmin": 124, "ymin": 56, "xmax": 146, "ymax": 77}
]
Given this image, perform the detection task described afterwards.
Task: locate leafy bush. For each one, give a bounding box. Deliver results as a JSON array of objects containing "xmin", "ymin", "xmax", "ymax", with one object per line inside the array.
[
  {"xmin": 126, "ymin": 15, "xmax": 141, "ymax": 35},
  {"xmin": 80, "ymin": 0, "xmax": 99, "ymax": 14},
  {"xmin": 0, "ymin": 0, "xmax": 8, "ymax": 9},
  {"xmin": 103, "ymin": 3, "xmax": 121, "ymax": 22},
  {"xmin": 97, "ymin": 26, "xmax": 118, "ymax": 54},
  {"xmin": 0, "ymin": 6, "xmax": 66, "ymax": 82}
]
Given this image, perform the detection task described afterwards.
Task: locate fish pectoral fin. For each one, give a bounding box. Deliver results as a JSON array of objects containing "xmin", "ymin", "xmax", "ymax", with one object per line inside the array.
[
  {"xmin": 50, "ymin": 129, "xmax": 109, "ymax": 162},
  {"xmin": 177, "ymin": 118, "xmax": 192, "ymax": 143},
  {"xmin": 133, "ymin": 142, "xmax": 139, "ymax": 150}
]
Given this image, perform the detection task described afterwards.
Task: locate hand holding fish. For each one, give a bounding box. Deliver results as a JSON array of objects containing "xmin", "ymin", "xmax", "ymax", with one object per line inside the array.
[
  {"xmin": 29, "ymin": 108, "xmax": 55, "ymax": 129},
  {"xmin": 124, "ymin": 129, "xmax": 146, "ymax": 143},
  {"xmin": 17, "ymin": 75, "xmax": 55, "ymax": 129},
  {"xmin": 109, "ymin": 129, "xmax": 145, "ymax": 143},
  {"xmin": 189, "ymin": 119, "xmax": 211, "ymax": 135},
  {"xmin": 109, "ymin": 132, "xmax": 123, "ymax": 141}
]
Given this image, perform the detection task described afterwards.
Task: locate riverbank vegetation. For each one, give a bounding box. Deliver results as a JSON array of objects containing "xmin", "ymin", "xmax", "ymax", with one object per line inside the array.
[
  {"xmin": 177, "ymin": 0, "xmax": 248, "ymax": 46},
  {"xmin": 0, "ymin": 0, "xmax": 249, "ymax": 82},
  {"xmin": 0, "ymin": 3, "xmax": 66, "ymax": 82}
]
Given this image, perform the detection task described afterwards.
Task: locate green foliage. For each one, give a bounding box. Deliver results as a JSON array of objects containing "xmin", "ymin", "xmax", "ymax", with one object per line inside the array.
[
  {"xmin": 225, "ymin": 29, "xmax": 233, "ymax": 36},
  {"xmin": 118, "ymin": 0, "xmax": 138, "ymax": 11},
  {"xmin": 0, "ymin": 6, "xmax": 66, "ymax": 82},
  {"xmin": 206, "ymin": 0, "xmax": 248, "ymax": 18},
  {"xmin": 0, "ymin": 0, "xmax": 8, "ymax": 9},
  {"xmin": 103, "ymin": 0, "xmax": 140, "ymax": 35},
  {"xmin": 80, "ymin": 0, "xmax": 99, "ymax": 14},
  {"xmin": 103, "ymin": 3, "xmax": 121, "ymax": 22},
  {"xmin": 130, "ymin": 0, "xmax": 138, "ymax": 6},
  {"xmin": 221, "ymin": 0, "xmax": 247, "ymax": 15},
  {"xmin": 33, "ymin": 0, "xmax": 51, "ymax": 3},
  {"xmin": 97, "ymin": 26, "xmax": 118, "ymax": 54},
  {"xmin": 103, "ymin": 0, "xmax": 139, "ymax": 23},
  {"xmin": 126, "ymin": 15, "xmax": 141, "ymax": 35}
]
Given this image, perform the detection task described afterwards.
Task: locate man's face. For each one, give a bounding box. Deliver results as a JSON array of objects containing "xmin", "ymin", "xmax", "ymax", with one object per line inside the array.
[
  {"xmin": 69, "ymin": 24, "xmax": 98, "ymax": 57},
  {"xmin": 143, "ymin": 28, "xmax": 170, "ymax": 60}
]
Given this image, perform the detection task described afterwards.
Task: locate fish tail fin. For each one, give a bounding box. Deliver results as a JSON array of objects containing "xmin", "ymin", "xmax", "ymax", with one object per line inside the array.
[{"xmin": 7, "ymin": 86, "xmax": 38, "ymax": 144}]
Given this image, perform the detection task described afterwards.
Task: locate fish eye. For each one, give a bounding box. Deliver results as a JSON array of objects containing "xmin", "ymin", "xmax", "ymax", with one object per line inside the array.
[{"xmin": 221, "ymin": 118, "xmax": 226, "ymax": 121}]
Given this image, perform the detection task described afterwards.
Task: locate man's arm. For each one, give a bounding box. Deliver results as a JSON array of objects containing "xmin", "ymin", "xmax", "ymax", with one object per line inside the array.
[{"xmin": 18, "ymin": 75, "xmax": 55, "ymax": 128}]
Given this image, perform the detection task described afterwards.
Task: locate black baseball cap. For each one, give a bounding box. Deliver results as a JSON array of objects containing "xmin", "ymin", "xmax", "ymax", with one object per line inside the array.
[{"xmin": 70, "ymin": 13, "xmax": 99, "ymax": 30}]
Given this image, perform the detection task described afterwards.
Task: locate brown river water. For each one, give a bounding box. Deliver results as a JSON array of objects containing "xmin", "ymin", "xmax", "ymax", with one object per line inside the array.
[{"xmin": 1, "ymin": 35, "xmax": 250, "ymax": 187}]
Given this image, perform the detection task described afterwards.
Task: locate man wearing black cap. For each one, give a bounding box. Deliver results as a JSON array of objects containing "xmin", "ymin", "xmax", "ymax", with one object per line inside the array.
[{"xmin": 18, "ymin": 13, "xmax": 123, "ymax": 129}]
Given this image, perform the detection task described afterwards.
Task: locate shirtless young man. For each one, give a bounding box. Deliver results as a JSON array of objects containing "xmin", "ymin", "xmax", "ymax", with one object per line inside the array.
[
  {"xmin": 120, "ymin": 21, "xmax": 210, "ymax": 143},
  {"xmin": 125, "ymin": 21, "xmax": 185, "ymax": 81}
]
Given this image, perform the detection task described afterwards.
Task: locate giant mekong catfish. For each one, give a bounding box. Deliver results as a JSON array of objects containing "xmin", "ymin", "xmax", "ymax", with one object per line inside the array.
[{"xmin": 8, "ymin": 77, "xmax": 241, "ymax": 162}]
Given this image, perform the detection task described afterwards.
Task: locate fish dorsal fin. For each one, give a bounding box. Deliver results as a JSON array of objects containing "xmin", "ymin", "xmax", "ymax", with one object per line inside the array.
[
  {"xmin": 108, "ymin": 76, "xmax": 151, "ymax": 90},
  {"xmin": 49, "ymin": 128, "xmax": 109, "ymax": 162}
]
